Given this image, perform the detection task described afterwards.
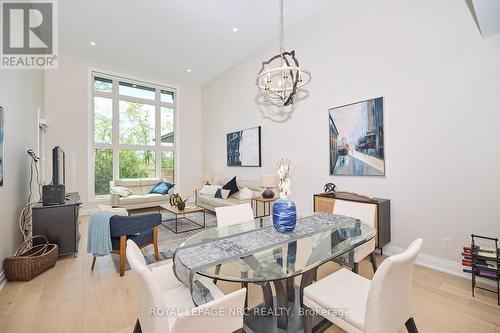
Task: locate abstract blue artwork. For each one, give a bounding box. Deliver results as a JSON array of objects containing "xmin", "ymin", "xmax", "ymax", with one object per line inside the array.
[{"xmin": 226, "ymin": 126, "xmax": 261, "ymax": 167}]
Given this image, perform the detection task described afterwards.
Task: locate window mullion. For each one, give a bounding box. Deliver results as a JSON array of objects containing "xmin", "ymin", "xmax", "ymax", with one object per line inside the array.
[
  {"xmin": 160, "ymin": 102, "xmax": 175, "ymax": 108},
  {"xmin": 93, "ymin": 91, "xmax": 113, "ymax": 99},
  {"xmin": 94, "ymin": 143, "xmax": 112, "ymax": 149},
  {"xmin": 112, "ymin": 79, "xmax": 120, "ymax": 180},
  {"xmin": 92, "ymin": 71, "xmax": 177, "ymax": 197},
  {"xmin": 118, "ymin": 94, "xmax": 156, "ymax": 106},
  {"xmin": 155, "ymin": 88, "xmax": 161, "ymax": 179}
]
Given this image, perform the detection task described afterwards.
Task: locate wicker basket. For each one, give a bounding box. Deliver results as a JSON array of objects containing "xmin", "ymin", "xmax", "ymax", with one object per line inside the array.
[{"xmin": 3, "ymin": 235, "xmax": 58, "ymax": 282}]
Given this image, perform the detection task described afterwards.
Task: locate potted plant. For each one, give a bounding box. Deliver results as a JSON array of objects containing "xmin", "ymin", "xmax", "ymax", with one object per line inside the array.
[{"xmin": 170, "ymin": 194, "xmax": 190, "ymax": 211}]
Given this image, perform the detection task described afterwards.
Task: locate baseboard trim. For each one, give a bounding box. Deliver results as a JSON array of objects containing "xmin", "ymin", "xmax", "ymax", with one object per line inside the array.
[
  {"xmin": 383, "ymin": 244, "xmax": 493, "ymax": 284},
  {"xmin": 0, "ymin": 270, "xmax": 6, "ymax": 290}
]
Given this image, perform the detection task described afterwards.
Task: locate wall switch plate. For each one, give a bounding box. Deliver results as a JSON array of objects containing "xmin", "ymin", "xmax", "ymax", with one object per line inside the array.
[{"xmin": 443, "ymin": 238, "xmax": 452, "ymax": 250}]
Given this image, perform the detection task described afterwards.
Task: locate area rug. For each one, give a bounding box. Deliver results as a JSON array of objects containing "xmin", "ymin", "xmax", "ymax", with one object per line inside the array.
[{"xmin": 111, "ymin": 210, "xmax": 217, "ymax": 272}]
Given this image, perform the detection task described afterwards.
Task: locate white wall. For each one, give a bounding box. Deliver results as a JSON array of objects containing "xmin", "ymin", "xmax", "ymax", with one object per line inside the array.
[
  {"xmin": 202, "ymin": 0, "xmax": 500, "ymax": 262},
  {"xmin": 45, "ymin": 54, "xmax": 202, "ymax": 203},
  {"xmin": 0, "ymin": 70, "xmax": 44, "ymax": 270}
]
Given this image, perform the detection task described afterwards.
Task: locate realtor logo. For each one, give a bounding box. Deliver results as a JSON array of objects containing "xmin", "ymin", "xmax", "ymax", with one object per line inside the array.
[{"xmin": 1, "ymin": 0, "xmax": 58, "ymax": 69}]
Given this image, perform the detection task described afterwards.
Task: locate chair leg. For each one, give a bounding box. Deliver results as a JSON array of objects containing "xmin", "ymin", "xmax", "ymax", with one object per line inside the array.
[
  {"xmin": 352, "ymin": 262, "xmax": 359, "ymax": 274},
  {"xmin": 370, "ymin": 252, "xmax": 378, "ymax": 272},
  {"xmin": 405, "ymin": 317, "xmax": 418, "ymax": 333},
  {"xmin": 213, "ymin": 264, "xmax": 221, "ymax": 284},
  {"xmin": 119, "ymin": 235, "xmax": 126, "ymax": 277},
  {"xmin": 241, "ymin": 282, "xmax": 248, "ymax": 310},
  {"xmin": 153, "ymin": 226, "xmax": 160, "ymax": 261},
  {"xmin": 91, "ymin": 256, "xmax": 96, "ymax": 270},
  {"xmin": 303, "ymin": 305, "xmax": 313, "ymax": 333}
]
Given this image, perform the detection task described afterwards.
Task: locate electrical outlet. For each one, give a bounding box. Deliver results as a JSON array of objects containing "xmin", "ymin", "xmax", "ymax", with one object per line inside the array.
[{"xmin": 442, "ymin": 238, "xmax": 451, "ymax": 250}]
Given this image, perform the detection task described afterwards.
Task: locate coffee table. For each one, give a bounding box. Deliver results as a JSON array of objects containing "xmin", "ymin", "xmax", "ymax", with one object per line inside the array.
[{"xmin": 160, "ymin": 205, "xmax": 206, "ymax": 234}]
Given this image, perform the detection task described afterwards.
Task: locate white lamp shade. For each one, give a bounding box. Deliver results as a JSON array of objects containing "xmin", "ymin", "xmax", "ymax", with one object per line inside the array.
[
  {"xmin": 260, "ymin": 174, "xmax": 277, "ymax": 188},
  {"xmin": 202, "ymin": 173, "xmax": 214, "ymax": 183}
]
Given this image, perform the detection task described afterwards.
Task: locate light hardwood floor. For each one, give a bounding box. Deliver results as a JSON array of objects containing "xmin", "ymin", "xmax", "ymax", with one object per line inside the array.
[{"xmin": 0, "ymin": 217, "xmax": 499, "ymax": 333}]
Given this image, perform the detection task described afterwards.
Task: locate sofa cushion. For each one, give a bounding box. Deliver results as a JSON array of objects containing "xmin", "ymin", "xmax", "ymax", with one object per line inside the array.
[
  {"xmin": 200, "ymin": 184, "xmax": 222, "ymax": 195},
  {"xmin": 214, "ymin": 188, "xmax": 230, "ymax": 199},
  {"xmin": 233, "ymin": 187, "xmax": 254, "ymax": 200},
  {"xmin": 118, "ymin": 194, "xmax": 146, "ymax": 205},
  {"xmin": 198, "ymin": 195, "xmax": 236, "ymax": 208},
  {"xmin": 219, "ymin": 178, "xmax": 261, "ymax": 192},
  {"xmin": 237, "ymin": 179, "xmax": 261, "ymax": 191},
  {"xmin": 141, "ymin": 178, "xmax": 161, "ymax": 186},
  {"xmin": 114, "ymin": 179, "xmax": 142, "ymax": 187},
  {"xmin": 144, "ymin": 193, "xmax": 170, "ymax": 203},
  {"xmin": 111, "ymin": 186, "xmax": 132, "ymax": 197},
  {"xmin": 222, "ymin": 176, "xmax": 239, "ymax": 197}
]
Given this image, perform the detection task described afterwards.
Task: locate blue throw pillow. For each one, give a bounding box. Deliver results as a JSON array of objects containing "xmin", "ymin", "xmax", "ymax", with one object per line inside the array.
[
  {"xmin": 149, "ymin": 181, "xmax": 174, "ymax": 195},
  {"xmin": 214, "ymin": 188, "xmax": 223, "ymax": 199}
]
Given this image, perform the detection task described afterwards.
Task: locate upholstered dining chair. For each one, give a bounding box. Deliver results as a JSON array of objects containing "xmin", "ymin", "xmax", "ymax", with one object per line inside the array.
[
  {"xmin": 214, "ymin": 203, "xmax": 262, "ymax": 308},
  {"xmin": 332, "ymin": 200, "xmax": 378, "ymax": 273},
  {"xmin": 215, "ymin": 203, "xmax": 255, "ymax": 226},
  {"xmin": 126, "ymin": 240, "xmax": 247, "ymax": 333},
  {"xmin": 303, "ymin": 238, "xmax": 423, "ymax": 333},
  {"xmin": 91, "ymin": 213, "xmax": 161, "ymax": 277}
]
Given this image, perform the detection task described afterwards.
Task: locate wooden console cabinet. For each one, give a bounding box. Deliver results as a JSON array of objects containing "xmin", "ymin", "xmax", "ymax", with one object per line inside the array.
[
  {"xmin": 32, "ymin": 192, "xmax": 81, "ymax": 257},
  {"xmin": 313, "ymin": 192, "xmax": 391, "ymax": 252}
]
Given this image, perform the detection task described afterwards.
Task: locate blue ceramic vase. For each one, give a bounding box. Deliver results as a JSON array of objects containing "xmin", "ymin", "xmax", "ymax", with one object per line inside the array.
[{"xmin": 272, "ymin": 198, "xmax": 297, "ymax": 232}]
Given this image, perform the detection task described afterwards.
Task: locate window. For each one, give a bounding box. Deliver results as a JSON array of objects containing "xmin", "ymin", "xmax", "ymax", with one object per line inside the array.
[{"xmin": 91, "ymin": 73, "xmax": 176, "ymax": 197}]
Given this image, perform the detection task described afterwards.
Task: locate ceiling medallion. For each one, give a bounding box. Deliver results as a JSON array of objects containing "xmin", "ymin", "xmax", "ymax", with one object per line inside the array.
[{"xmin": 256, "ymin": 0, "xmax": 311, "ymax": 107}]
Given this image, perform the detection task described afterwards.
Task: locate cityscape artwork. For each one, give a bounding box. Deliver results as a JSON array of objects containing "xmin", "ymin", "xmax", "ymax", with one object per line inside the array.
[
  {"xmin": 329, "ymin": 97, "xmax": 385, "ymax": 176},
  {"xmin": 227, "ymin": 126, "xmax": 261, "ymax": 167}
]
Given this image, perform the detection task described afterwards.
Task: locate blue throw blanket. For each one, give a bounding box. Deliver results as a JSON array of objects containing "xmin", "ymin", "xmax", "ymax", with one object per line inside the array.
[{"xmin": 87, "ymin": 212, "xmax": 116, "ymax": 256}]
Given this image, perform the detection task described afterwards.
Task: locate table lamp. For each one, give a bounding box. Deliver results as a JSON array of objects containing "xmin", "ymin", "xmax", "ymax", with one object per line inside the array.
[
  {"xmin": 202, "ymin": 172, "xmax": 214, "ymax": 185},
  {"xmin": 260, "ymin": 174, "xmax": 277, "ymax": 198}
]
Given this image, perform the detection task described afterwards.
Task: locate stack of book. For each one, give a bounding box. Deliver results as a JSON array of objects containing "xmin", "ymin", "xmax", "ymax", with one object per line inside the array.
[
  {"xmin": 462, "ymin": 246, "xmax": 499, "ymax": 275},
  {"xmin": 470, "ymin": 234, "xmax": 500, "ymax": 305},
  {"xmin": 472, "ymin": 245, "xmax": 499, "ymax": 279}
]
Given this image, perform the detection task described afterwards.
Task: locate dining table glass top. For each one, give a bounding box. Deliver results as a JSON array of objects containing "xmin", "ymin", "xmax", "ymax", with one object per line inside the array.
[{"xmin": 179, "ymin": 214, "xmax": 375, "ymax": 283}]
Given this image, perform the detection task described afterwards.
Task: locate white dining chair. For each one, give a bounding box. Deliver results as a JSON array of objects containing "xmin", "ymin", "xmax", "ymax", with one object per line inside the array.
[
  {"xmin": 215, "ymin": 203, "xmax": 255, "ymax": 226},
  {"xmin": 332, "ymin": 200, "xmax": 378, "ymax": 273},
  {"xmin": 214, "ymin": 202, "xmax": 271, "ymax": 310},
  {"xmin": 126, "ymin": 240, "xmax": 247, "ymax": 333},
  {"xmin": 303, "ymin": 238, "xmax": 423, "ymax": 333}
]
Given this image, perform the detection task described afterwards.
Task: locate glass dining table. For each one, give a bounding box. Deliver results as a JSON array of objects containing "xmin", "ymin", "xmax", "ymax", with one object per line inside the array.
[{"xmin": 179, "ymin": 214, "xmax": 375, "ymax": 332}]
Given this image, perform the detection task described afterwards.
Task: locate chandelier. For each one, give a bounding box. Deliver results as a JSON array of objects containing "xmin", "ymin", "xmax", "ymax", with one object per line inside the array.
[{"xmin": 256, "ymin": 0, "xmax": 311, "ymax": 107}]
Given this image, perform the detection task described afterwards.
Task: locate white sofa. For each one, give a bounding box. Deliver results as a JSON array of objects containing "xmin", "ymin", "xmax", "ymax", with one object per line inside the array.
[
  {"xmin": 109, "ymin": 178, "xmax": 173, "ymax": 210},
  {"xmin": 195, "ymin": 178, "xmax": 263, "ymax": 214}
]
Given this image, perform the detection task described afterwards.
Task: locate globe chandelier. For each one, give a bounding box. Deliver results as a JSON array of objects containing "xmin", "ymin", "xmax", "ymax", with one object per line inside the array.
[{"xmin": 256, "ymin": 0, "xmax": 311, "ymax": 107}]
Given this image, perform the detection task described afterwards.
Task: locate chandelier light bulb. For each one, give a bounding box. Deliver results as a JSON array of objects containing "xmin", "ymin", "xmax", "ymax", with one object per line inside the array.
[{"xmin": 255, "ymin": 0, "xmax": 311, "ymax": 106}]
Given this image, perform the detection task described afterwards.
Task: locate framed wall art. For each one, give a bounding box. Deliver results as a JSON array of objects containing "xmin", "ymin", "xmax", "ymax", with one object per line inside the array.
[
  {"xmin": 227, "ymin": 126, "xmax": 261, "ymax": 167},
  {"xmin": 329, "ymin": 97, "xmax": 385, "ymax": 176}
]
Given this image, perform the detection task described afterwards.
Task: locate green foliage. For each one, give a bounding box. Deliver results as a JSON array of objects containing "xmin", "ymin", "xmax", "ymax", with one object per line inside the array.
[
  {"xmin": 94, "ymin": 100, "xmax": 175, "ymax": 195},
  {"xmin": 119, "ymin": 150, "xmax": 154, "ymax": 179},
  {"xmin": 94, "ymin": 149, "xmax": 112, "ymax": 195},
  {"xmin": 175, "ymin": 195, "xmax": 189, "ymax": 205},
  {"xmin": 119, "ymin": 102, "xmax": 154, "ymax": 145},
  {"xmin": 94, "ymin": 113, "xmax": 112, "ymax": 143},
  {"xmin": 161, "ymin": 153, "xmax": 174, "ymax": 168}
]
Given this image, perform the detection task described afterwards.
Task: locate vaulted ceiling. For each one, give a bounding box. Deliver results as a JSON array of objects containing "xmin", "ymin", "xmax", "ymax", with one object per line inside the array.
[{"xmin": 60, "ymin": 0, "xmax": 329, "ymax": 84}]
